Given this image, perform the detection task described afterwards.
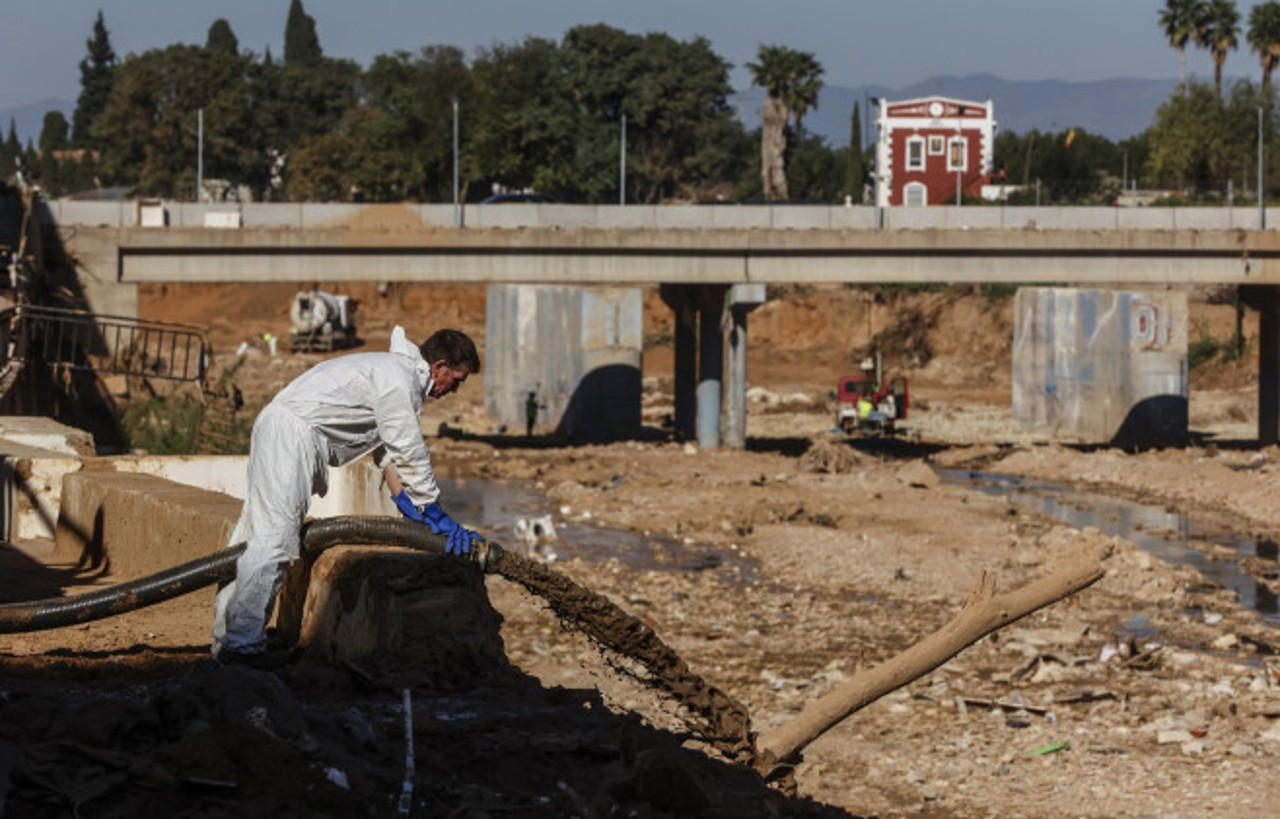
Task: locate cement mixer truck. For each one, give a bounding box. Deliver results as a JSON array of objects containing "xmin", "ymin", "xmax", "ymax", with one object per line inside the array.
[{"xmin": 289, "ymin": 289, "xmax": 357, "ymax": 352}]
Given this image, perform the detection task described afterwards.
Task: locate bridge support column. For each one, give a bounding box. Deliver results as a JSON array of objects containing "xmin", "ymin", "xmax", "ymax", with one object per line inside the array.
[
  {"xmin": 660, "ymin": 285, "xmax": 698, "ymax": 441},
  {"xmin": 697, "ymin": 287, "xmax": 726, "ymax": 449},
  {"xmin": 1241, "ymin": 285, "xmax": 1280, "ymax": 443},
  {"xmin": 662, "ymin": 284, "xmax": 738, "ymax": 448},
  {"xmin": 725, "ymin": 285, "xmax": 767, "ymax": 449},
  {"xmin": 1255, "ymin": 287, "xmax": 1280, "ymax": 444}
]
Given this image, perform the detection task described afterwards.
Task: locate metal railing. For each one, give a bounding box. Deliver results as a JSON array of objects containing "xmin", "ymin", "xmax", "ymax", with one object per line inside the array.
[{"xmin": 1, "ymin": 305, "xmax": 208, "ymax": 383}]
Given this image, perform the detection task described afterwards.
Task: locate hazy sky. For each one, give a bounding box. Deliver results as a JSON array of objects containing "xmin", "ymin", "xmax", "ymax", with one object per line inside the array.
[{"xmin": 3, "ymin": 0, "xmax": 1272, "ymax": 107}]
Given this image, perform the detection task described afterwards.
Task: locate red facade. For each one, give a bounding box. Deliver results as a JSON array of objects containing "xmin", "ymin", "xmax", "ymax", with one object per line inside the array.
[{"xmin": 875, "ymin": 97, "xmax": 998, "ymax": 207}]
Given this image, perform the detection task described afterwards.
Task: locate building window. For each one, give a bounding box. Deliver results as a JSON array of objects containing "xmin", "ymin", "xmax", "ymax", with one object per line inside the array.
[
  {"xmin": 904, "ymin": 182, "xmax": 927, "ymax": 206},
  {"xmin": 906, "ymin": 136, "xmax": 925, "ymax": 171},
  {"xmin": 928, "ymin": 135, "xmax": 945, "ymax": 155},
  {"xmin": 948, "ymin": 137, "xmax": 968, "ymax": 172}
]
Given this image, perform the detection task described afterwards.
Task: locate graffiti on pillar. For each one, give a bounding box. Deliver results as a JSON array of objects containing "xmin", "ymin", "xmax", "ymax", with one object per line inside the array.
[{"xmin": 1130, "ymin": 298, "xmax": 1172, "ymax": 351}]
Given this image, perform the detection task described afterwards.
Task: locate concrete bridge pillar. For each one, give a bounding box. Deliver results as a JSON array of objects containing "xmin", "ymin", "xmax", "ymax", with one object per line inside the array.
[
  {"xmin": 660, "ymin": 285, "xmax": 698, "ymax": 441},
  {"xmin": 725, "ymin": 285, "xmax": 767, "ymax": 449},
  {"xmin": 1246, "ymin": 285, "xmax": 1280, "ymax": 444},
  {"xmin": 696, "ymin": 286, "xmax": 726, "ymax": 449},
  {"xmin": 661, "ymin": 284, "xmax": 736, "ymax": 448}
]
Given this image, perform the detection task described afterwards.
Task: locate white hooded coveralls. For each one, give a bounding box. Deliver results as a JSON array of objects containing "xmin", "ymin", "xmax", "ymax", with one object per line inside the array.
[{"xmin": 212, "ymin": 327, "xmax": 441, "ymax": 654}]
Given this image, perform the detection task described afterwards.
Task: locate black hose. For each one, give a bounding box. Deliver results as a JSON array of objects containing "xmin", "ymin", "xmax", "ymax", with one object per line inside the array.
[{"xmin": 0, "ymin": 516, "xmax": 494, "ymax": 634}]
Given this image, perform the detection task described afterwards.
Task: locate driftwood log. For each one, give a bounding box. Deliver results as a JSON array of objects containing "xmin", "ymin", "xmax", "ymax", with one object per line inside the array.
[{"xmin": 752, "ymin": 543, "xmax": 1110, "ymax": 781}]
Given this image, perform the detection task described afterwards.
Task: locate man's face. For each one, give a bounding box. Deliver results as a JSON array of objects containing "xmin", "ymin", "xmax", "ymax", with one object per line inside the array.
[{"xmin": 428, "ymin": 360, "xmax": 470, "ymax": 398}]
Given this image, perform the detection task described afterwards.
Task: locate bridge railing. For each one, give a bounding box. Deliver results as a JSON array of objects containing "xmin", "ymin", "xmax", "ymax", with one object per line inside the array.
[{"xmin": 35, "ymin": 199, "xmax": 1276, "ymax": 233}]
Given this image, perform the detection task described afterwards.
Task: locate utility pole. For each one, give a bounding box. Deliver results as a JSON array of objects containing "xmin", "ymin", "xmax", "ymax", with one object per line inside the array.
[
  {"xmin": 619, "ymin": 113, "xmax": 627, "ymax": 205},
  {"xmin": 197, "ymin": 108, "xmax": 203, "ymax": 203},
  {"xmin": 452, "ymin": 98, "xmax": 460, "ymax": 227},
  {"xmin": 1259, "ymin": 106, "xmax": 1266, "ymax": 230}
]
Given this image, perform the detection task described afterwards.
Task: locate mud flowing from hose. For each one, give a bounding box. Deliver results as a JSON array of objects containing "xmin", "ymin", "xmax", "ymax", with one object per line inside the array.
[{"xmin": 490, "ymin": 548, "xmax": 754, "ymax": 762}]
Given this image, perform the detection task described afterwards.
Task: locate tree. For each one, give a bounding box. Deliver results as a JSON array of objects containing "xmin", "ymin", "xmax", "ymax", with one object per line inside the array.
[
  {"xmin": 0, "ymin": 118, "xmax": 18, "ymax": 181},
  {"xmin": 284, "ymin": 0, "xmax": 322, "ymax": 66},
  {"xmin": 1162, "ymin": 0, "xmax": 1207, "ymax": 95},
  {"xmin": 1248, "ymin": 0, "xmax": 1280, "ymax": 104},
  {"xmin": 1203, "ymin": 0, "xmax": 1241, "ymax": 98},
  {"xmin": 72, "ymin": 10, "xmax": 117, "ymax": 147},
  {"xmin": 95, "ymin": 45, "xmax": 251, "ymax": 196},
  {"xmin": 845, "ymin": 101, "xmax": 866, "ymax": 201},
  {"xmin": 206, "ymin": 19, "xmax": 239, "ymax": 57},
  {"xmin": 360, "ymin": 46, "xmax": 472, "ymax": 201},
  {"xmin": 1146, "ymin": 80, "xmax": 1259, "ymax": 195},
  {"xmin": 38, "ymin": 111, "xmax": 69, "ymax": 155},
  {"xmin": 468, "ymin": 37, "xmax": 577, "ymax": 198},
  {"xmin": 747, "ymin": 45, "xmax": 824, "ymax": 200}
]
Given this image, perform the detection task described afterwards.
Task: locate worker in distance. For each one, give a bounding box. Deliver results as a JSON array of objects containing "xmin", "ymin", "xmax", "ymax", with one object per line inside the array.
[{"xmin": 212, "ymin": 325, "xmax": 483, "ymax": 668}]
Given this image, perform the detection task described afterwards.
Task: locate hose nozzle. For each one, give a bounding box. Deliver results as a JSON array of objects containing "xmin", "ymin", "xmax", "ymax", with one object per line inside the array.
[{"xmin": 469, "ymin": 539, "xmax": 505, "ymax": 573}]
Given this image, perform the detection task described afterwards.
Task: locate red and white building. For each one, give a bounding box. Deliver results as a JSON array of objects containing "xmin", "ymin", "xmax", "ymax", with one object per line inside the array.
[{"xmin": 874, "ymin": 96, "xmax": 998, "ymax": 207}]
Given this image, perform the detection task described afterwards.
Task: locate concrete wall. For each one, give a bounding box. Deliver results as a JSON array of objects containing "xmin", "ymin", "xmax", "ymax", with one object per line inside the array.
[
  {"xmin": 39, "ymin": 198, "xmax": 1278, "ymax": 232},
  {"xmin": 1, "ymin": 444, "xmax": 394, "ymax": 544},
  {"xmin": 1013, "ymin": 287, "xmax": 1188, "ymax": 446},
  {"xmin": 485, "ymin": 285, "xmax": 643, "ymax": 441}
]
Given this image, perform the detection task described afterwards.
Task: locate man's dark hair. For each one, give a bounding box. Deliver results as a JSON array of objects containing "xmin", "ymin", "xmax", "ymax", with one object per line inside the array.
[{"xmin": 420, "ymin": 329, "xmax": 481, "ymax": 373}]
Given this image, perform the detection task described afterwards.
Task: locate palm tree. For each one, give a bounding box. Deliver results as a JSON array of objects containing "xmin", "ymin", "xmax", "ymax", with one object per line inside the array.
[
  {"xmin": 783, "ymin": 51, "xmax": 824, "ymax": 139},
  {"xmin": 1203, "ymin": 0, "xmax": 1240, "ymax": 99},
  {"xmin": 1249, "ymin": 0, "xmax": 1280, "ymax": 104},
  {"xmin": 747, "ymin": 45, "xmax": 824, "ymax": 200},
  {"xmin": 1161, "ymin": 0, "xmax": 1207, "ymax": 95}
]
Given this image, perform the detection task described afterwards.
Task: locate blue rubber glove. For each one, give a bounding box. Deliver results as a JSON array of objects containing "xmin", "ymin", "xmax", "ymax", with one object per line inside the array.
[
  {"xmin": 391, "ymin": 489, "xmax": 428, "ymax": 523},
  {"xmin": 391, "ymin": 491, "xmax": 479, "ymax": 555}
]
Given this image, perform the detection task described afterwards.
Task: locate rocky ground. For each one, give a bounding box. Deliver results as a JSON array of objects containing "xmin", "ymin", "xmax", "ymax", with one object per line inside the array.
[{"xmin": 0, "ymin": 283, "xmax": 1277, "ymax": 817}]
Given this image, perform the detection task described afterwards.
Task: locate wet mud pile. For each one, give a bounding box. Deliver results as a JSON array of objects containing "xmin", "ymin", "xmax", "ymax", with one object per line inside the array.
[
  {"xmin": 0, "ymin": 648, "xmax": 845, "ymax": 818},
  {"xmin": 492, "ymin": 548, "xmax": 755, "ymax": 762}
]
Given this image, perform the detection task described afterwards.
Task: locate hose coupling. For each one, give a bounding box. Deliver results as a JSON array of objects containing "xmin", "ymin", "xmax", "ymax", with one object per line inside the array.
[{"xmin": 470, "ymin": 539, "xmax": 505, "ymax": 573}]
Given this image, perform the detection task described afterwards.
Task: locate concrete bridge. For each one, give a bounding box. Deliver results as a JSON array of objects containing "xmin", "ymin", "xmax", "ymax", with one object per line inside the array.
[{"xmin": 41, "ymin": 200, "xmax": 1280, "ymax": 445}]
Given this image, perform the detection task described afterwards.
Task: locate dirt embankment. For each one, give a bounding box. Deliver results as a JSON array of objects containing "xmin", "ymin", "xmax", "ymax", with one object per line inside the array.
[{"xmin": 0, "ymin": 282, "xmax": 1274, "ymax": 817}]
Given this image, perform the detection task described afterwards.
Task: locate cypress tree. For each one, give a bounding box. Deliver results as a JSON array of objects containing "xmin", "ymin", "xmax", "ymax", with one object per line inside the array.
[
  {"xmin": 206, "ymin": 19, "xmax": 239, "ymax": 57},
  {"xmin": 284, "ymin": 0, "xmax": 322, "ymax": 66},
  {"xmin": 0, "ymin": 118, "xmax": 16, "ymax": 180},
  {"xmin": 845, "ymin": 102, "xmax": 867, "ymax": 201},
  {"xmin": 72, "ymin": 11, "xmax": 117, "ymax": 148}
]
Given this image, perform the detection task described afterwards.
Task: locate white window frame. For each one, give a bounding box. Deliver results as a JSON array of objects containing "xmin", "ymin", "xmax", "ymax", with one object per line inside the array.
[
  {"xmin": 928, "ymin": 135, "xmax": 945, "ymax": 155},
  {"xmin": 948, "ymin": 136, "xmax": 968, "ymax": 172},
  {"xmin": 905, "ymin": 136, "xmax": 925, "ymax": 171},
  {"xmin": 904, "ymin": 182, "xmax": 927, "ymax": 207}
]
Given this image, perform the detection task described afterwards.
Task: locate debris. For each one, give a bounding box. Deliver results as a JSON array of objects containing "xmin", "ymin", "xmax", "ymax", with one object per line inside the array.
[
  {"xmin": 1028, "ymin": 742, "xmax": 1069, "ymax": 756},
  {"xmin": 955, "ymin": 695, "xmax": 1052, "ymax": 716}
]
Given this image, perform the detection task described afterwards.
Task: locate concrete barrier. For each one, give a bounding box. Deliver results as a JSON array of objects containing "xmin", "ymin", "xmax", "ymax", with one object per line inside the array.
[{"xmin": 53, "ymin": 469, "xmax": 241, "ymax": 578}]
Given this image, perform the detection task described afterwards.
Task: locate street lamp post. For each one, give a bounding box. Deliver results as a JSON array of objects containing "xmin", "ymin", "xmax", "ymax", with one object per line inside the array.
[
  {"xmin": 619, "ymin": 113, "xmax": 627, "ymax": 205},
  {"xmin": 452, "ymin": 97, "xmax": 460, "ymax": 227},
  {"xmin": 870, "ymin": 96, "xmax": 882, "ymax": 228},
  {"xmin": 1259, "ymin": 106, "xmax": 1266, "ymax": 230},
  {"xmin": 197, "ymin": 108, "xmax": 203, "ymax": 203}
]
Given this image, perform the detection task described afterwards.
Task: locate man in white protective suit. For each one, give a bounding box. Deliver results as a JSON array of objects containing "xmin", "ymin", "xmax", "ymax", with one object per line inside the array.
[{"xmin": 211, "ymin": 325, "xmax": 483, "ymax": 668}]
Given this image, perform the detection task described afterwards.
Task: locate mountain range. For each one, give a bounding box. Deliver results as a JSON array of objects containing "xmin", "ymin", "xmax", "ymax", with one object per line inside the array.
[{"xmin": 2, "ymin": 73, "xmax": 1189, "ymax": 156}]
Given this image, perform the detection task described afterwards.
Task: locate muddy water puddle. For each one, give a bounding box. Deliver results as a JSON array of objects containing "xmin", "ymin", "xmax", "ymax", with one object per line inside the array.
[
  {"xmin": 940, "ymin": 470, "xmax": 1280, "ymax": 626},
  {"xmin": 439, "ymin": 477, "xmax": 759, "ymax": 583}
]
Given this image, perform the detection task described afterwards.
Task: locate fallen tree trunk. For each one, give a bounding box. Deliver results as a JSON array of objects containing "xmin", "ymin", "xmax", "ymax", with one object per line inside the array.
[{"xmin": 752, "ymin": 543, "xmax": 1110, "ymax": 781}]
